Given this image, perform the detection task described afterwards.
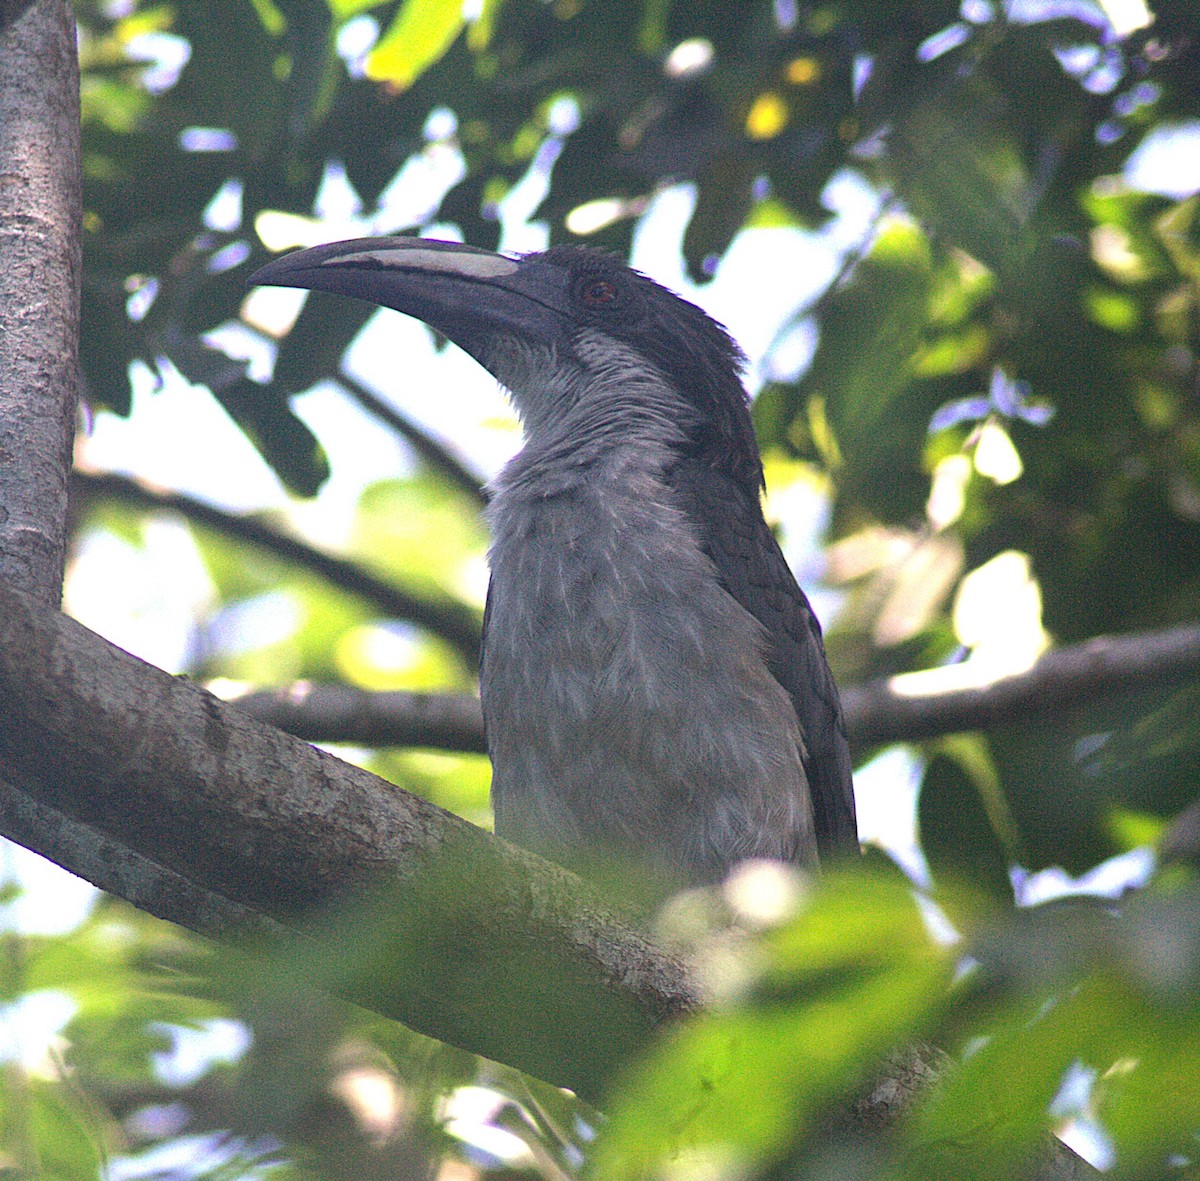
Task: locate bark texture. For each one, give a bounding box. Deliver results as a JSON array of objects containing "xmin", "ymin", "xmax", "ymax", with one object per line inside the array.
[{"xmin": 0, "ymin": 0, "xmax": 81, "ymax": 605}]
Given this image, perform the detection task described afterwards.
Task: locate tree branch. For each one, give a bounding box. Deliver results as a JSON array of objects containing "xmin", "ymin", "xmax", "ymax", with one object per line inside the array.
[
  {"xmin": 0, "ymin": 583, "xmax": 1101, "ymax": 1176},
  {"xmin": 70, "ymin": 469, "xmax": 484, "ymax": 666},
  {"xmin": 0, "ymin": 579, "xmax": 695, "ymax": 1102},
  {"xmin": 235, "ymin": 683, "xmax": 488, "ymax": 752},
  {"xmin": 337, "ymin": 371, "xmax": 489, "ymax": 508},
  {"xmin": 74, "ymin": 466, "xmax": 1198, "ymax": 756},
  {"xmin": 839, "ymin": 621, "xmax": 1200, "ymax": 747},
  {"xmin": 232, "ymin": 621, "xmax": 1200, "ymax": 754}
]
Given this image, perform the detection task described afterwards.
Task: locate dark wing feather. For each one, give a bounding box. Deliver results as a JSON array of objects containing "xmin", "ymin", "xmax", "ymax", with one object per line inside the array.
[{"xmin": 671, "ymin": 457, "xmax": 859, "ymax": 861}]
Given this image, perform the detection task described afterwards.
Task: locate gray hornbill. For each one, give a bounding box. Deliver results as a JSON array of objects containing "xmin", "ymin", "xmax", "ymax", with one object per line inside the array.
[{"xmin": 251, "ymin": 237, "xmax": 857, "ymax": 884}]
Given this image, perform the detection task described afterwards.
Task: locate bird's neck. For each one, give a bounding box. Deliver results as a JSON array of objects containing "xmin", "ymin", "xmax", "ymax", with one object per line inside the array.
[{"xmin": 489, "ymin": 331, "xmax": 701, "ymax": 493}]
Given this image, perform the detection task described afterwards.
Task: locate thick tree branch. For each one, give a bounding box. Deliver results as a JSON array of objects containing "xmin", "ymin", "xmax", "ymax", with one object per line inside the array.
[
  {"xmin": 0, "ymin": 579, "xmax": 695, "ymax": 1102},
  {"xmin": 0, "ymin": 0, "xmax": 80, "ymax": 607},
  {"xmin": 0, "ymin": 580, "xmax": 1100, "ymax": 1174},
  {"xmin": 71, "ymin": 469, "xmax": 484, "ymax": 666},
  {"xmin": 0, "ymin": 582, "xmax": 1101, "ymax": 1179},
  {"xmin": 337, "ymin": 371, "xmax": 489, "ymax": 508},
  {"xmin": 233, "ymin": 621, "xmax": 1200, "ymax": 754}
]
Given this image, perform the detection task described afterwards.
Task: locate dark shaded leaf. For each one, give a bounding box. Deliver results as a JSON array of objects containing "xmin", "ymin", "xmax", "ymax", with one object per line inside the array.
[
  {"xmin": 919, "ymin": 742, "xmax": 1013, "ymax": 902},
  {"xmin": 990, "ymin": 682, "xmax": 1200, "ymax": 874},
  {"xmin": 218, "ymin": 376, "xmax": 330, "ymax": 497}
]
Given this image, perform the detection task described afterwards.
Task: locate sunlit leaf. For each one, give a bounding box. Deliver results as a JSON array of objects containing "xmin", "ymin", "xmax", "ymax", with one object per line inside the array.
[
  {"xmin": 366, "ymin": 0, "xmax": 469, "ymax": 89},
  {"xmin": 372, "ymin": 748, "xmax": 493, "ymax": 823}
]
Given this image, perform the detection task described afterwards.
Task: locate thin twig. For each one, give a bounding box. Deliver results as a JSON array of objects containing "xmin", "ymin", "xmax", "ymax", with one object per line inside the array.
[
  {"xmin": 70, "ymin": 470, "xmax": 483, "ymax": 665},
  {"xmin": 337, "ymin": 370, "xmax": 489, "ymax": 507}
]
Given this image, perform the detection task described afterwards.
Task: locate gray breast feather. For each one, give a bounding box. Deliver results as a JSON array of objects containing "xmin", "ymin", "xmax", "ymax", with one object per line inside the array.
[{"xmin": 482, "ymin": 441, "xmax": 816, "ymax": 884}]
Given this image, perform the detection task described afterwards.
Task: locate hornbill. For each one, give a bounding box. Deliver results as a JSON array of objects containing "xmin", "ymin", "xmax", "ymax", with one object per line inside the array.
[{"xmin": 251, "ymin": 237, "xmax": 858, "ymax": 885}]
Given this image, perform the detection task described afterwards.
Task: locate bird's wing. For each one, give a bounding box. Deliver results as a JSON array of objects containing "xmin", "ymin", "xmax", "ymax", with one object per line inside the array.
[
  {"xmin": 480, "ymin": 581, "xmax": 493, "ymax": 748},
  {"xmin": 671, "ymin": 458, "xmax": 859, "ymax": 860}
]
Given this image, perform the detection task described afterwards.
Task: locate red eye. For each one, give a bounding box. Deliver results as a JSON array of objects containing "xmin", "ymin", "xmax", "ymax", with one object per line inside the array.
[{"xmin": 581, "ymin": 279, "xmax": 618, "ymax": 306}]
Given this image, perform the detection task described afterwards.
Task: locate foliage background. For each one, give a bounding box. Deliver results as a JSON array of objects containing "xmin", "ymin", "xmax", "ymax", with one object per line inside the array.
[{"xmin": 3, "ymin": 0, "xmax": 1200, "ymax": 1176}]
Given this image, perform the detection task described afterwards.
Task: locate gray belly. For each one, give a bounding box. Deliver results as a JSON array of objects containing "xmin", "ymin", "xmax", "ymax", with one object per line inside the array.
[{"xmin": 481, "ymin": 461, "xmax": 816, "ymax": 885}]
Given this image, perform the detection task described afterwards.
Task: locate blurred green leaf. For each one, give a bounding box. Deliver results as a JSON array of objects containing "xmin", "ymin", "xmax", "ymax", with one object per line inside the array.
[
  {"xmin": 79, "ymin": 285, "xmax": 137, "ymax": 415},
  {"xmin": 326, "ymin": 0, "xmax": 386, "ymax": 18},
  {"xmin": 991, "ymin": 683, "xmax": 1200, "ymax": 874},
  {"xmin": 590, "ymin": 873, "xmax": 952, "ymax": 1178},
  {"xmin": 11, "ymin": 1079, "xmax": 107, "ymax": 1180},
  {"xmin": 1096, "ymin": 882, "xmax": 1200, "ymax": 1168},
  {"xmin": 682, "ymin": 151, "xmax": 756, "ymax": 281},
  {"xmin": 216, "ymin": 377, "xmax": 331, "ymax": 498},
  {"xmin": 907, "ymin": 974, "xmax": 1103, "ymax": 1180},
  {"xmin": 891, "ymin": 81, "xmax": 1030, "ymax": 282},
  {"xmin": 371, "ymin": 749, "xmax": 492, "ymax": 823},
  {"xmin": 271, "ymin": 290, "xmax": 377, "ymax": 394},
  {"xmin": 366, "ymin": 0, "xmax": 471, "ymax": 88},
  {"xmin": 351, "ymin": 474, "xmax": 487, "ymax": 601},
  {"xmin": 912, "ymin": 881, "xmax": 1200, "ymax": 1179}
]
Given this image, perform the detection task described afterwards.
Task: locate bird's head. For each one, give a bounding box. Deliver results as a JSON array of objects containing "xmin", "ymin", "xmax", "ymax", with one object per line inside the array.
[{"xmin": 251, "ymin": 237, "xmax": 762, "ymax": 485}]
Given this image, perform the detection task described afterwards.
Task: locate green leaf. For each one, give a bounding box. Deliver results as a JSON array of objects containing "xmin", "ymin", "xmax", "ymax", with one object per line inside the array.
[
  {"xmin": 271, "ymin": 289, "xmax": 376, "ymax": 394},
  {"xmin": 372, "ymin": 749, "xmax": 492, "ymax": 822},
  {"xmin": 20, "ymin": 1080, "xmax": 107, "ymax": 1180},
  {"xmin": 682, "ymin": 151, "xmax": 756, "ymax": 282},
  {"xmin": 352, "ymin": 474, "xmax": 488, "ymax": 601},
  {"xmin": 366, "ymin": 0, "xmax": 470, "ymax": 89},
  {"xmin": 919, "ymin": 739, "xmax": 1015, "ymax": 903},
  {"xmin": 804, "ymin": 220, "xmax": 930, "ymax": 419},
  {"xmin": 891, "ymin": 82, "xmax": 1029, "ymax": 281},
  {"xmin": 326, "ymin": 0, "xmax": 388, "ymax": 18},
  {"xmin": 216, "ymin": 377, "xmax": 331, "ymax": 498},
  {"xmin": 589, "ymin": 873, "xmax": 952, "ymax": 1178},
  {"xmin": 907, "ymin": 984, "xmax": 1093, "ymax": 1180},
  {"xmin": 792, "ymin": 219, "xmax": 941, "ymax": 523},
  {"xmin": 79, "ymin": 283, "xmax": 137, "ymax": 415},
  {"xmin": 991, "ymin": 683, "xmax": 1200, "ymax": 874},
  {"xmin": 1156, "ymin": 194, "xmax": 1200, "ymax": 288}
]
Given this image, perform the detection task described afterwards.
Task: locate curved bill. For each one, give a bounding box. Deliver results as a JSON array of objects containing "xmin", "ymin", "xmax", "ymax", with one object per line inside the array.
[{"xmin": 249, "ymin": 236, "xmax": 571, "ymax": 368}]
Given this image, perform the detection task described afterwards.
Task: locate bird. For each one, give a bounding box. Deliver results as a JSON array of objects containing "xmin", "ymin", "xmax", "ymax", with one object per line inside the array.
[{"xmin": 251, "ymin": 237, "xmax": 858, "ymax": 887}]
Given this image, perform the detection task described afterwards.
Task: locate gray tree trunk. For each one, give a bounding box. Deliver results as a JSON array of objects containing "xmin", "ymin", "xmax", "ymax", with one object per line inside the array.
[{"xmin": 0, "ymin": 0, "xmax": 80, "ymax": 604}]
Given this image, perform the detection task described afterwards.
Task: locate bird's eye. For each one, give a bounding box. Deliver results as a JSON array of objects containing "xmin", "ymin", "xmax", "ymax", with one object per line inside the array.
[{"xmin": 580, "ymin": 279, "xmax": 619, "ymax": 307}]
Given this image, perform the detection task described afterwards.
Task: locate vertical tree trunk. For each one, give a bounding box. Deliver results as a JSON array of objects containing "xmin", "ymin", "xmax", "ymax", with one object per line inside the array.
[{"xmin": 0, "ymin": 0, "xmax": 81, "ymax": 604}]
